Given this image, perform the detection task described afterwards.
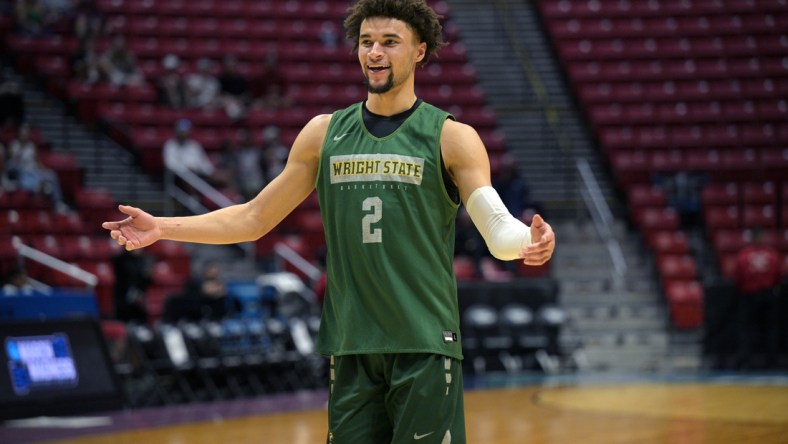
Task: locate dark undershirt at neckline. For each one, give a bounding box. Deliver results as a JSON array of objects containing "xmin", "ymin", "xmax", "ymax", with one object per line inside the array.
[{"xmin": 361, "ymin": 100, "xmax": 460, "ymax": 204}]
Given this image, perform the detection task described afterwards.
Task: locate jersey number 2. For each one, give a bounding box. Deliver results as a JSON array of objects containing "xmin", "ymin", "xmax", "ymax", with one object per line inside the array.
[{"xmin": 362, "ymin": 197, "xmax": 382, "ymax": 244}]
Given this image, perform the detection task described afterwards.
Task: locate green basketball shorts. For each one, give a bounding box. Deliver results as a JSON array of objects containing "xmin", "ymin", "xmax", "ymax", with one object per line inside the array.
[{"xmin": 327, "ymin": 353, "xmax": 466, "ymax": 444}]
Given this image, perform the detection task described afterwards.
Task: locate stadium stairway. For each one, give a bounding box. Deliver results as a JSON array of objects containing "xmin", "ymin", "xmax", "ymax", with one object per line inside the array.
[
  {"xmin": 447, "ymin": 0, "xmax": 702, "ymax": 372},
  {"xmin": 7, "ymin": 64, "xmax": 258, "ymax": 284},
  {"xmin": 554, "ymin": 219, "xmax": 703, "ymax": 371},
  {"xmin": 446, "ymin": 0, "xmax": 618, "ymax": 219},
  {"xmin": 11, "ymin": 69, "xmax": 167, "ymax": 214}
]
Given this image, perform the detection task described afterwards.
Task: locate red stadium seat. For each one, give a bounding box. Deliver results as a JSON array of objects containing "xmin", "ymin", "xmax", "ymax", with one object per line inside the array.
[
  {"xmin": 702, "ymin": 182, "xmax": 739, "ymax": 207},
  {"xmin": 657, "ymin": 254, "xmax": 698, "ymax": 283},
  {"xmin": 628, "ymin": 184, "xmax": 667, "ymax": 208},
  {"xmin": 664, "ymin": 280, "xmax": 704, "ymax": 330},
  {"xmin": 650, "ymin": 150, "xmax": 684, "ymax": 173},
  {"xmin": 647, "ymin": 230, "xmax": 690, "ymax": 255},
  {"xmin": 742, "ymin": 204, "xmax": 777, "ymax": 229},
  {"xmin": 741, "ymin": 182, "xmax": 776, "ymax": 206},
  {"xmin": 704, "ymin": 205, "xmax": 740, "ymax": 230},
  {"xmin": 610, "ymin": 150, "xmax": 651, "ymax": 186},
  {"xmin": 634, "ymin": 207, "xmax": 681, "ymax": 232},
  {"xmin": 711, "ymin": 229, "xmax": 749, "ymax": 255}
]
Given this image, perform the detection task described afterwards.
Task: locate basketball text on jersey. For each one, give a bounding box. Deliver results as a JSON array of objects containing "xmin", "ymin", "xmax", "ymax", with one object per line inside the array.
[{"xmin": 329, "ymin": 154, "xmax": 425, "ymax": 185}]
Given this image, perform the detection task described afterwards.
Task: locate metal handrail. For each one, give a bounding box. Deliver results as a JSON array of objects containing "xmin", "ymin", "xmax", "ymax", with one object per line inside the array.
[
  {"xmin": 492, "ymin": 0, "xmax": 576, "ymax": 158},
  {"xmin": 273, "ymin": 242, "xmax": 322, "ymax": 283},
  {"xmin": 12, "ymin": 237, "xmax": 98, "ymax": 288},
  {"xmin": 576, "ymin": 160, "xmax": 627, "ymax": 286}
]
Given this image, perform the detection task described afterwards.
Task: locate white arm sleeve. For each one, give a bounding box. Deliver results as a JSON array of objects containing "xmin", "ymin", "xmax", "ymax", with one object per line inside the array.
[{"xmin": 465, "ymin": 186, "xmax": 531, "ymax": 261}]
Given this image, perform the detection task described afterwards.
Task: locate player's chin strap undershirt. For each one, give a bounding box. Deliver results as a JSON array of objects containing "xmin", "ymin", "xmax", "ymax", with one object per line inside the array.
[{"xmin": 362, "ymin": 99, "xmax": 460, "ymax": 204}]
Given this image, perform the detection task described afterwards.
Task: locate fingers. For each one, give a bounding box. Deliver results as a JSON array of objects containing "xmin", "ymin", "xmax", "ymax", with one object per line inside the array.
[
  {"xmin": 108, "ymin": 228, "xmax": 137, "ymax": 250},
  {"xmin": 519, "ymin": 215, "xmax": 554, "ymax": 266},
  {"xmin": 118, "ymin": 204, "xmax": 142, "ymax": 218},
  {"xmin": 102, "ymin": 204, "xmax": 138, "ymax": 230},
  {"xmin": 520, "ymin": 246, "xmax": 553, "ymax": 264}
]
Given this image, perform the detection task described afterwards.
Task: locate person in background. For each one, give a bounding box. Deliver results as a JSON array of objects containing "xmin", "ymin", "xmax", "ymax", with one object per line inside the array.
[
  {"xmin": 71, "ymin": 0, "xmax": 105, "ymax": 42},
  {"xmin": 260, "ymin": 125, "xmax": 288, "ymax": 182},
  {"xmin": 99, "ymin": 34, "xmax": 144, "ymax": 87},
  {"xmin": 182, "ymin": 260, "xmax": 233, "ymax": 320},
  {"xmin": 6, "ymin": 124, "xmax": 66, "ymax": 210},
  {"xmin": 492, "ymin": 155, "xmax": 532, "ymax": 220},
  {"xmin": 162, "ymin": 118, "xmax": 215, "ymax": 183},
  {"xmin": 157, "ymin": 54, "xmax": 186, "ymax": 108},
  {"xmin": 14, "ymin": 0, "xmax": 55, "ymax": 36},
  {"xmin": 734, "ymin": 226, "xmax": 782, "ymax": 369},
  {"xmin": 111, "ymin": 248, "xmax": 152, "ymax": 324},
  {"xmin": 231, "ymin": 128, "xmax": 267, "ymax": 202},
  {"xmin": 185, "ymin": 57, "xmax": 221, "ymax": 109},
  {"xmin": 0, "ymin": 71, "xmax": 25, "ymax": 126},
  {"xmin": 0, "ymin": 141, "xmax": 8, "ymax": 191},
  {"xmin": 1, "ymin": 265, "xmax": 35, "ymax": 296},
  {"xmin": 218, "ymin": 55, "xmax": 249, "ymax": 120},
  {"xmin": 250, "ymin": 52, "xmax": 290, "ymax": 110},
  {"xmin": 69, "ymin": 35, "xmax": 102, "ymax": 85}
]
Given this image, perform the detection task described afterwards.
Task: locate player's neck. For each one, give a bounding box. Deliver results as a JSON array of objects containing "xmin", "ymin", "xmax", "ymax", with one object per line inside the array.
[{"xmin": 365, "ymin": 84, "xmax": 417, "ymax": 117}]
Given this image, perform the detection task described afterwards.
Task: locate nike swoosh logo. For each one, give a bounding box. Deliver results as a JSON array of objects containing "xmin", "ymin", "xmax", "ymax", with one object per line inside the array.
[
  {"xmin": 333, "ymin": 132, "xmax": 351, "ymax": 142},
  {"xmin": 414, "ymin": 432, "xmax": 434, "ymax": 440}
]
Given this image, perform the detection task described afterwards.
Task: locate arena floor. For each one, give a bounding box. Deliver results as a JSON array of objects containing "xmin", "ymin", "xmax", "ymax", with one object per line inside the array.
[{"xmin": 2, "ymin": 373, "xmax": 787, "ymax": 444}]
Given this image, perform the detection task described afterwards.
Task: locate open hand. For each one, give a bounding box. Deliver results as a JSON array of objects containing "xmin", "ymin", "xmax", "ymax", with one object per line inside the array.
[
  {"xmin": 519, "ymin": 214, "xmax": 555, "ymax": 266},
  {"xmin": 102, "ymin": 205, "xmax": 161, "ymax": 251}
]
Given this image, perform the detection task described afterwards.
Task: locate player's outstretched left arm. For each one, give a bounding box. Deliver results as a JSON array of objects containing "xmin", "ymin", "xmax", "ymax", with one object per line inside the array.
[{"xmin": 442, "ymin": 119, "xmax": 555, "ymax": 266}]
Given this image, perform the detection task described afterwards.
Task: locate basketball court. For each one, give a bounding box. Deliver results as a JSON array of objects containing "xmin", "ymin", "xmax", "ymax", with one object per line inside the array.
[{"xmin": 3, "ymin": 373, "xmax": 787, "ymax": 444}]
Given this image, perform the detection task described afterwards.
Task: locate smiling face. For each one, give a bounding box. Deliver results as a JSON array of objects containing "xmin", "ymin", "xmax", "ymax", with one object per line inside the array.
[{"xmin": 358, "ymin": 17, "xmax": 426, "ymax": 95}]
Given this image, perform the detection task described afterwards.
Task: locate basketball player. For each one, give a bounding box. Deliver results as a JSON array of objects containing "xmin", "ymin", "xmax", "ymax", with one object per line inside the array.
[{"xmin": 102, "ymin": 0, "xmax": 556, "ymax": 442}]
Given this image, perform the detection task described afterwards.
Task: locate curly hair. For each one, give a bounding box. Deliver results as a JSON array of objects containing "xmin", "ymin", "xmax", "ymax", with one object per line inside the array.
[{"xmin": 344, "ymin": 0, "xmax": 447, "ymax": 66}]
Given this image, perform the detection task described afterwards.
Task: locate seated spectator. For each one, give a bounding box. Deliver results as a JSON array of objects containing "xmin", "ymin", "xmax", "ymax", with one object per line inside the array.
[
  {"xmin": 6, "ymin": 124, "xmax": 66, "ymax": 209},
  {"xmin": 14, "ymin": 0, "xmax": 56, "ymax": 36},
  {"xmin": 111, "ymin": 248, "xmax": 153, "ymax": 324},
  {"xmin": 71, "ymin": 0, "xmax": 105, "ymax": 42},
  {"xmin": 454, "ymin": 207, "xmax": 486, "ymax": 278},
  {"xmin": 0, "ymin": 141, "xmax": 7, "ymax": 190},
  {"xmin": 250, "ymin": 52, "xmax": 291, "ymax": 110},
  {"xmin": 657, "ymin": 171, "xmax": 704, "ymax": 227},
  {"xmin": 184, "ymin": 57, "xmax": 220, "ymax": 109},
  {"xmin": 2, "ymin": 265, "xmax": 34, "ymax": 296},
  {"xmin": 228, "ymin": 128, "xmax": 266, "ymax": 202},
  {"xmin": 183, "ymin": 260, "xmax": 236, "ymax": 320},
  {"xmin": 99, "ymin": 34, "xmax": 144, "ymax": 87},
  {"xmin": 157, "ymin": 54, "xmax": 186, "ymax": 108},
  {"xmin": 218, "ymin": 55, "xmax": 249, "ymax": 119},
  {"xmin": 69, "ymin": 35, "xmax": 102, "ymax": 85},
  {"xmin": 162, "ymin": 118, "xmax": 215, "ymax": 182},
  {"xmin": 0, "ymin": 71, "xmax": 25, "ymax": 126},
  {"xmin": 39, "ymin": 0, "xmax": 71, "ymax": 23},
  {"xmin": 492, "ymin": 155, "xmax": 531, "ymax": 219},
  {"xmin": 260, "ymin": 125, "xmax": 288, "ymax": 181}
]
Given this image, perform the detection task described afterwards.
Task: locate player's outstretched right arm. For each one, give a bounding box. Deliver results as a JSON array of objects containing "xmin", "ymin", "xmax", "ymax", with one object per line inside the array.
[{"xmin": 102, "ymin": 114, "xmax": 331, "ymax": 251}]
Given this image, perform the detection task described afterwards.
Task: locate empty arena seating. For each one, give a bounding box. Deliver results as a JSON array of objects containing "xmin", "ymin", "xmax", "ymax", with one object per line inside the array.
[
  {"xmin": 539, "ymin": 0, "xmax": 788, "ymax": 329},
  {"xmin": 458, "ymin": 278, "xmax": 568, "ymax": 373}
]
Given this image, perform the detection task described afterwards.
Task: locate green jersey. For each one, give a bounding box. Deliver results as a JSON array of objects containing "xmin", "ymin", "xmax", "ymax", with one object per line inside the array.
[{"xmin": 315, "ymin": 101, "xmax": 462, "ymax": 360}]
